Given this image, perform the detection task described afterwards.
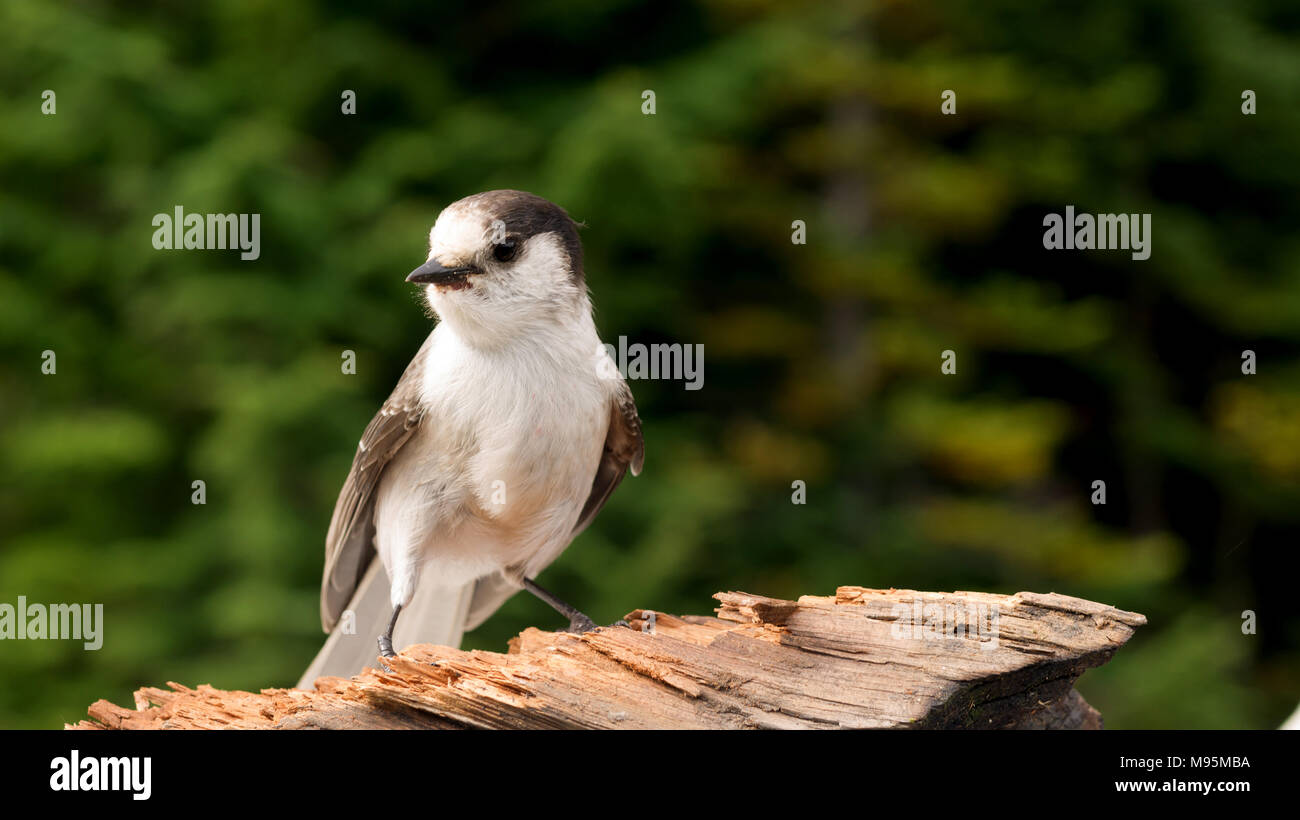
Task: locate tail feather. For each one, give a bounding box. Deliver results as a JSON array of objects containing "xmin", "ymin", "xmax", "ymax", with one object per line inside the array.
[
  {"xmin": 296, "ymin": 562, "xmax": 474, "ymax": 689},
  {"xmin": 465, "ymin": 572, "xmax": 523, "ymax": 632}
]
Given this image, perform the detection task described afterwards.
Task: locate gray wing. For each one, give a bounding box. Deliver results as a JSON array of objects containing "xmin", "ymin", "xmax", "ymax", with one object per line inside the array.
[
  {"xmin": 319, "ymin": 334, "xmax": 434, "ymax": 633},
  {"xmin": 571, "ymin": 378, "xmax": 644, "ymax": 538},
  {"xmin": 464, "ymin": 378, "xmax": 644, "ymax": 631}
]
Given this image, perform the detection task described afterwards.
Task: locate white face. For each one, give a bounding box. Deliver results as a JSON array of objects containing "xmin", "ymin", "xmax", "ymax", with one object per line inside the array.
[{"xmin": 420, "ymin": 201, "xmax": 584, "ymax": 345}]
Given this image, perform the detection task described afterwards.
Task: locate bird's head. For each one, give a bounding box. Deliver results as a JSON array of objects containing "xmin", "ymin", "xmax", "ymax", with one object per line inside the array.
[{"xmin": 408, "ymin": 190, "xmax": 587, "ymax": 345}]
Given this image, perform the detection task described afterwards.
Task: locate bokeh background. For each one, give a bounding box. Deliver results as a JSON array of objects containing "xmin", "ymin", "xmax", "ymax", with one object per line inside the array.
[{"xmin": 2, "ymin": 0, "xmax": 1298, "ymax": 729}]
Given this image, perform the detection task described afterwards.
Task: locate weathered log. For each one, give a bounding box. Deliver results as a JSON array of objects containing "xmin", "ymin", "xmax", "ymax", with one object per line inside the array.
[{"xmin": 69, "ymin": 586, "xmax": 1145, "ymax": 729}]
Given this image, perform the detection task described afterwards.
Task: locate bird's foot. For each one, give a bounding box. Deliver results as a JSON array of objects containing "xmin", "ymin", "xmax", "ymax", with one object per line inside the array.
[
  {"xmin": 565, "ymin": 616, "xmax": 631, "ymax": 634},
  {"xmin": 566, "ymin": 614, "xmax": 598, "ymax": 634},
  {"xmin": 377, "ymin": 634, "xmax": 396, "ymax": 659}
]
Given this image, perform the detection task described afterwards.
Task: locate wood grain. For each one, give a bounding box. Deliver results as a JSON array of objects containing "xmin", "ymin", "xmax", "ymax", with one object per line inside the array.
[{"xmin": 68, "ymin": 586, "xmax": 1145, "ymax": 730}]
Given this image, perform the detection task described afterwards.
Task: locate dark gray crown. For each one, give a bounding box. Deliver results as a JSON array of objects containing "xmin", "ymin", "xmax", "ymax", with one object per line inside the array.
[{"xmin": 454, "ymin": 189, "xmax": 584, "ymax": 283}]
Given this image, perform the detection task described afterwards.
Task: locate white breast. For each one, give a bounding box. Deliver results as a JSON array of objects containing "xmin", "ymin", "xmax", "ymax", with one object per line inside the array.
[{"xmin": 372, "ymin": 317, "xmax": 610, "ymax": 605}]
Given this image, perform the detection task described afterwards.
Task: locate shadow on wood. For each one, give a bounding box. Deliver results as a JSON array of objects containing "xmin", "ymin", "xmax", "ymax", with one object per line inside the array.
[{"xmin": 70, "ymin": 586, "xmax": 1145, "ymax": 729}]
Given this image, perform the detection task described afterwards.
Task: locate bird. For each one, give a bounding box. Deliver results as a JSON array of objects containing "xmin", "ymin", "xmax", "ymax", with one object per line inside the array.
[{"xmin": 296, "ymin": 190, "xmax": 643, "ymax": 687}]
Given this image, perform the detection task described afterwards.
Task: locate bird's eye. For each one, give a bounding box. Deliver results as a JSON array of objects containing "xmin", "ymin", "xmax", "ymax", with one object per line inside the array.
[{"xmin": 492, "ymin": 238, "xmax": 518, "ymax": 263}]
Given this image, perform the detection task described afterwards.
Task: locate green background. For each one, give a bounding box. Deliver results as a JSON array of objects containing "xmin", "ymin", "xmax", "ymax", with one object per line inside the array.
[{"xmin": 1, "ymin": 0, "xmax": 1298, "ymax": 729}]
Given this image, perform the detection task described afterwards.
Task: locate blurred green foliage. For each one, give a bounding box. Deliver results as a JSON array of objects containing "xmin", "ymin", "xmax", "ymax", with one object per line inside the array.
[{"xmin": 1, "ymin": 0, "xmax": 1298, "ymax": 728}]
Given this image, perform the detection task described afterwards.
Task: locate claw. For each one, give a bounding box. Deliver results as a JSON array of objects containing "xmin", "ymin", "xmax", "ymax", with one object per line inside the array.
[
  {"xmin": 566, "ymin": 616, "xmax": 632, "ymax": 634},
  {"xmin": 566, "ymin": 615, "xmax": 599, "ymax": 634}
]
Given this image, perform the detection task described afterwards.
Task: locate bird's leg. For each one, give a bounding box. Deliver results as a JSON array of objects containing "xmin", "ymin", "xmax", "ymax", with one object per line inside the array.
[
  {"xmin": 377, "ymin": 604, "xmax": 402, "ymax": 658},
  {"xmin": 521, "ymin": 577, "xmax": 626, "ymax": 633}
]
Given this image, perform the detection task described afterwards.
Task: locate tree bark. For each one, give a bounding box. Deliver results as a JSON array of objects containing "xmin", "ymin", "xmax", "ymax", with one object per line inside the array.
[{"xmin": 69, "ymin": 586, "xmax": 1145, "ymax": 730}]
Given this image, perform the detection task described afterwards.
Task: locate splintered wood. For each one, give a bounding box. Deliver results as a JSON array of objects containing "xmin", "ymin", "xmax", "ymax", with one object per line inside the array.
[{"xmin": 69, "ymin": 586, "xmax": 1145, "ymax": 730}]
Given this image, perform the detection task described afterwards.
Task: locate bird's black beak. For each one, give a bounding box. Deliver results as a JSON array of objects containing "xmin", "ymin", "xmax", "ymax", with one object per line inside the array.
[{"xmin": 406, "ymin": 260, "xmax": 477, "ymax": 284}]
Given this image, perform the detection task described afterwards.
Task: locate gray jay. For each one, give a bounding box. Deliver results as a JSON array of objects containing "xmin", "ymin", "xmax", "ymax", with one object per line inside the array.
[{"xmin": 297, "ymin": 190, "xmax": 643, "ymax": 687}]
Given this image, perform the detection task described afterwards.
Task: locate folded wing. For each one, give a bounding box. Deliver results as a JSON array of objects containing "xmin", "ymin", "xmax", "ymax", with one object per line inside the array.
[{"xmin": 319, "ymin": 335, "xmax": 433, "ymax": 633}]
